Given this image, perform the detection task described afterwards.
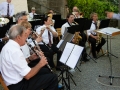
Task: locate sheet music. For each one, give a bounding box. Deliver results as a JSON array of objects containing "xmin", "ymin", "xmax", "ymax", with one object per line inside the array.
[
  {"xmin": 66, "ymin": 45, "xmax": 84, "ymax": 69},
  {"xmin": 59, "ymin": 42, "xmax": 84, "ymax": 69},
  {"xmin": 56, "ymin": 39, "xmax": 64, "ymax": 48},
  {"xmin": 59, "ymin": 42, "xmax": 75, "ymax": 64},
  {"xmin": 97, "ymin": 27, "xmax": 120, "ymax": 36}
]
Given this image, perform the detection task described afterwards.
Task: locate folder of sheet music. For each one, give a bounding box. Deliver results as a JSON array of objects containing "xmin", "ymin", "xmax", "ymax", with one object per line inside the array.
[
  {"xmin": 97, "ymin": 27, "xmax": 120, "ymax": 36},
  {"xmin": 59, "ymin": 42, "xmax": 84, "ymax": 69}
]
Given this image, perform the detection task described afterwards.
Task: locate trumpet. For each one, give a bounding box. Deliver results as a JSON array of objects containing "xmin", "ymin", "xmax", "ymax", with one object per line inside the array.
[
  {"xmin": 26, "ymin": 41, "xmax": 53, "ymax": 72},
  {"xmin": 32, "ymin": 31, "xmax": 51, "ymax": 50}
]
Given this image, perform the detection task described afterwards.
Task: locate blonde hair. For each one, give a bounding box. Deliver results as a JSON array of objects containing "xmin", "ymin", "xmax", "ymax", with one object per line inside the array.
[
  {"xmin": 20, "ymin": 21, "xmax": 32, "ymax": 29},
  {"xmin": 90, "ymin": 12, "xmax": 98, "ymax": 19}
]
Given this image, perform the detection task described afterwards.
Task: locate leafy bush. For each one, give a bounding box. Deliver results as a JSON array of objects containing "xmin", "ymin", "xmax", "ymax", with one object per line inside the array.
[{"xmin": 67, "ymin": 0, "xmax": 118, "ymax": 19}]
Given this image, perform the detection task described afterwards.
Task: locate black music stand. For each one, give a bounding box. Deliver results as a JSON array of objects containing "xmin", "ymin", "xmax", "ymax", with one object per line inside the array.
[
  {"xmin": 33, "ymin": 14, "xmax": 45, "ymax": 25},
  {"xmin": 57, "ymin": 27, "xmax": 81, "ymax": 90},
  {"xmin": 98, "ymin": 27, "xmax": 119, "ymax": 85},
  {"xmin": 52, "ymin": 14, "xmax": 61, "ymax": 28}
]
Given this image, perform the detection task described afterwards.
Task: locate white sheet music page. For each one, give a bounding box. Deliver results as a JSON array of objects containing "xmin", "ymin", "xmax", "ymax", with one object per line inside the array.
[
  {"xmin": 56, "ymin": 39, "xmax": 64, "ymax": 48},
  {"xmin": 66, "ymin": 45, "xmax": 84, "ymax": 69},
  {"xmin": 59, "ymin": 42, "xmax": 74, "ymax": 64},
  {"xmin": 97, "ymin": 27, "xmax": 120, "ymax": 36}
]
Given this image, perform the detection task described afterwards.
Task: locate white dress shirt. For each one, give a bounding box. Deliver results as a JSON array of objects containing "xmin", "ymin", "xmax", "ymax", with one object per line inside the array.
[
  {"xmin": 0, "ymin": 40, "xmax": 31, "ymax": 86},
  {"xmin": 36, "ymin": 25, "xmax": 56, "ymax": 45},
  {"xmin": 87, "ymin": 21, "xmax": 97, "ymax": 36},
  {"xmin": 29, "ymin": 12, "xmax": 37, "ymax": 19},
  {"xmin": 0, "ymin": 2, "xmax": 14, "ymax": 17},
  {"xmin": 61, "ymin": 22, "xmax": 71, "ymax": 36}
]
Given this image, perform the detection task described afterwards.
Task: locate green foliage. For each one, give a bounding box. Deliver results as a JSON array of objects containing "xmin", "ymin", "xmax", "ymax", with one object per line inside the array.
[{"xmin": 67, "ymin": 0, "xmax": 118, "ymax": 19}]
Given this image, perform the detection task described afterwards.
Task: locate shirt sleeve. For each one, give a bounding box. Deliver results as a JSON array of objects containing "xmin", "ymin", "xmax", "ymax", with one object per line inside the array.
[
  {"xmin": 11, "ymin": 50, "xmax": 31, "ymax": 76},
  {"xmin": 0, "ymin": 3, "xmax": 3, "ymax": 16},
  {"xmin": 113, "ymin": 13, "xmax": 120, "ymax": 20},
  {"xmin": 61, "ymin": 25, "xmax": 66, "ymax": 36},
  {"xmin": 36, "ymin": 27, "xmax": 42, "ymax": 34}
]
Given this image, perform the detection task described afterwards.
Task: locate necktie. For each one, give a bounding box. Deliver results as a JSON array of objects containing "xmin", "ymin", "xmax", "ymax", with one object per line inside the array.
[
  {"xmin": 33, "ymin": 13, "xmax": 34, "ymax": 18},
  {"xmin": 48, "ymin": 31, "xmax": 52, "ymax": 47},
  {"xmin": 7, "ymin": 4, "xmax": 9, "ymax": 17},
  {"xmin": 94, "ymin": 22, "xmax": 97, "ymax": 29}
]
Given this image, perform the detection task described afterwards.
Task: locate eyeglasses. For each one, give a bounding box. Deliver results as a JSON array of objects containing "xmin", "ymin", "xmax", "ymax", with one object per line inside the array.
[{"xmin": 20, "ymin": 19, "xmax": 28, "ymax": 21}]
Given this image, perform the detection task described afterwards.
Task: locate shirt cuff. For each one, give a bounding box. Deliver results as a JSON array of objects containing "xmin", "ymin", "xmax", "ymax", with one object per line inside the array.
[{"xmin": 113, "ymin": 13, "xmax": 120, "ymax": 20}]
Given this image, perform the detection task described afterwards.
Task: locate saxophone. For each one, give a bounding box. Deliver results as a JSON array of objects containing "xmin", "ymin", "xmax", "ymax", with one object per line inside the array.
[
  {"xmin": 72, "ymin": 21, "xmax": 82, "ymax": 45},
  {"xmin": 73, "ymin": 32, "xmax": 82, "ymax": 45},
  {"xmin": 96, "ymin": 20, "xmax": 102, "ymax": 45}
]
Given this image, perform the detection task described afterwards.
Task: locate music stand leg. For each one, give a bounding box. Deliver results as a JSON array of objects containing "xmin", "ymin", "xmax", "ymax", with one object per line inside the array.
[
  {"xmin": 99, "ymin": 53, "xmax": 120, "ymax": 85},
  {"xmin": 58, "ymin": 66, "xmax": 77, "ymax": 90}
]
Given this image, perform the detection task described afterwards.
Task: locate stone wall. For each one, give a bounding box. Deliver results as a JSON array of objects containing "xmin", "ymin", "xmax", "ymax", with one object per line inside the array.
[{"xmin": 27, "ymin": 0, "xmax": 68, "ymax": 18}]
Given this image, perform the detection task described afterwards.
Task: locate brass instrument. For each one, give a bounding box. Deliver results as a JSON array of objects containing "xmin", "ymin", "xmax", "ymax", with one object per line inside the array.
[
  {"xmin": 73, "ymin": 32, "xmax": 82, "ymax": 45},
  {"xmin": 96, "ymin": 20, "xmax": 102, "ymax": 45},
  {"xmin": 72, "ymin": 21, "xmax": 82, "ymax": 45}
]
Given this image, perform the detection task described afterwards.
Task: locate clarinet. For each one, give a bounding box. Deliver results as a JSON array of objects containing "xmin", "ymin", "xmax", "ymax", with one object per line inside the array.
[
  {"xmin": 26, "ymin": 42, "xmax": 53, "ymax": 72},
  {"xmin": 32, "ymin": 31, "xmax": 51, "ymax": 50},
  {"xmin": 30, "ymin": 37, "xmax": 41, "ymax": 51}
]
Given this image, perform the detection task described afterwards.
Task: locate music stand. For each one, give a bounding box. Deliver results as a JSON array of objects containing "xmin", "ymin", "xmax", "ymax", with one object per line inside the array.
[
  {"xmin": 52, "ymin": 14, "xmax": 61, "ymax": 28},
  {"xmin": 97, "ymin": 27, "xmax": 120, "ymax": 85},
  {"xmin": 57, "ymin": 27, "xmax": 81, "ymax": 89},
  {"xmin": 33, "ymin": 14, "xmax": 45, "ymax": 25}
]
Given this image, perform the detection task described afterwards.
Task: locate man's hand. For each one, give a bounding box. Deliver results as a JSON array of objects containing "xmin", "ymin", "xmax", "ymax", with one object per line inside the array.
[
  {"xmin": 93, "ymin": 36, "xmax": 98, "ymax": 40},
  {"xmin": 39, "ymin": 56, "xmax": 48, "ymax": 67},
  {"xmin": 35, "ymin": 36, "xmax": 42, "ymax": 43}
]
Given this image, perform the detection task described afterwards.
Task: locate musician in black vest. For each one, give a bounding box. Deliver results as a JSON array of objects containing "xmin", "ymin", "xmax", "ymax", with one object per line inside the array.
[
  {"xmin": 61, "ymin": 14, "xmax": 89, "ymax": 62},
  {"xmin": 87, "ymin": 12, "xmax": 106, "ymax": 58}
]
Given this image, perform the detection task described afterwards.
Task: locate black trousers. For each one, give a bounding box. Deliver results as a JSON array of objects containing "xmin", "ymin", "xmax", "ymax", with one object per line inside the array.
[
  {"xmin": 8, "ymin": 68, "xmax": 58, "ymax": 90},
  {"xmin": 88, "ymin": 36, "xmax": 106, "ymax": 57},
  {"xmin": 39, "ymin": 44, "xmax": 63, "ymax": 67}
]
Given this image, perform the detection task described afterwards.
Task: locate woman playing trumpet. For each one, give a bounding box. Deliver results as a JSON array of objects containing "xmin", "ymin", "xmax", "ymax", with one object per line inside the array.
[{"xmin": 87, "ymin": 12, "xmax": 106, "ymax": 58}]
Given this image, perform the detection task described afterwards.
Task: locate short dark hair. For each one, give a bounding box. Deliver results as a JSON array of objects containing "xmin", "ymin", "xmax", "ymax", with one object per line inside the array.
[
  {"xmin": 43, "ymin": 16, "xmax": 50, "ymax": 22},
  {"xmin": 66, "ymin": 13, "xmax": 74, "ymax": 18}
]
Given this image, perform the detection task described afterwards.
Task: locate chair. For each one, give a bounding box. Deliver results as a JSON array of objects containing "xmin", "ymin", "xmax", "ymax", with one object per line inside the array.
[
  {"xmin": 56, "ymin": 28, "xmax": 62, "ymax": 41},
  {"xmin": 0, "ymin": 74, "xmax": 9, "ymax": 90}
]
